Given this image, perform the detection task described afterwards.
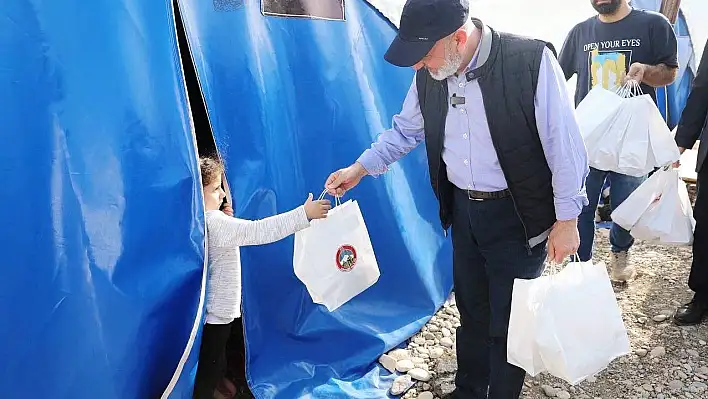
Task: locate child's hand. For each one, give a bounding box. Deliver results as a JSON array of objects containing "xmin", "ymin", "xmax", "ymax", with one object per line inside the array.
[
  {"xmin": 221, "ymin": 203, "xmax": 234, "ymax": 217},
  {"xmin": 304, "ymin": 193, "xmax": 331, "ymax": 220}
]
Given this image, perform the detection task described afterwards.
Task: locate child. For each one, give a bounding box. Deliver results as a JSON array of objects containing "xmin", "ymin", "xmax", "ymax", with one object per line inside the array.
[{"xmin": 194, "ymin": 156, "xmax": 330, "ymax": 399}]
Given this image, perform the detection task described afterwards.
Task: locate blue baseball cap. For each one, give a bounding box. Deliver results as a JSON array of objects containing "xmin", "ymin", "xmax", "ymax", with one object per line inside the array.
[{"xmin": 384, "ymin": 0, "xmax": 470, "ymax": 67}]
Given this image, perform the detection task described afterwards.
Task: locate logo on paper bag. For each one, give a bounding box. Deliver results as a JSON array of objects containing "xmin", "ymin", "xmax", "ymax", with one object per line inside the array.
[{"xmin": 336, "ymin": 245, "xmax": 357, "ymax": 272}]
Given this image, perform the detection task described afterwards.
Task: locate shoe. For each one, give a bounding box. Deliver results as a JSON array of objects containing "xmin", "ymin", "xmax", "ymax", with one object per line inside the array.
[
  {"xmin": 673, "ymin": 298, "xmax": 708, "ymax": 326},
  {"xmin": 609, "ymin": 251, "xmax": 637, "ymax": 282}
]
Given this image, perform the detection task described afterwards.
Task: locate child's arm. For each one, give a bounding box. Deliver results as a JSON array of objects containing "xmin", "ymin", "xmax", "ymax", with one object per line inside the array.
[{"xmin": 207, "ymin": 206, "xmax": 310, "ymax": 247}]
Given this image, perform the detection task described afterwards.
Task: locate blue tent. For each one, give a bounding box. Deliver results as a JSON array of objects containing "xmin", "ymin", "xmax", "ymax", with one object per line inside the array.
[
  {"xmin": 3, "ymin": 1, "xmax": 705, "ymax": 398},
  {"xmin": 0, "ymin": 1, "xmax": 206, "ymax": 398},
  {"xmin": 1, "ymin": 1, "xmax": 451, "ymax": 398},
  {"xmin": 632, "ymin": 0, "xmax": 700, "ymax": 129}
]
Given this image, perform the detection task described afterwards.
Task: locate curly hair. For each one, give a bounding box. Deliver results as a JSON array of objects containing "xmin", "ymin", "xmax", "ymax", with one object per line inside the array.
[{"xmin": 199, "ymin": 156, "xmax": 224, "ymax": 187}]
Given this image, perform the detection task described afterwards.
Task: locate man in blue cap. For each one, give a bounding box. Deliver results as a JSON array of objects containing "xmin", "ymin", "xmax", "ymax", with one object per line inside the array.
[{"xmin": 325, "ymin": 0, "xmax": 589, "ymax": 397}]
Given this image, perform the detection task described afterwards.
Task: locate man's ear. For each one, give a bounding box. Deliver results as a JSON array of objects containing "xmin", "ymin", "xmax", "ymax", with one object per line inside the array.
[{"xmin": 452, "ymin": 29, "xmax": 468, "ymax": 52}]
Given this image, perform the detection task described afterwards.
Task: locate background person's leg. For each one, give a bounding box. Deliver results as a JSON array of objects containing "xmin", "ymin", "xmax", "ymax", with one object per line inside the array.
[
  {"xmin": 578, "ymin": 168, "xmax": 609, "ymax": 261},
  {"xmin": 607, "ymin": 171, "xmax": 647, "ymax": 281}
]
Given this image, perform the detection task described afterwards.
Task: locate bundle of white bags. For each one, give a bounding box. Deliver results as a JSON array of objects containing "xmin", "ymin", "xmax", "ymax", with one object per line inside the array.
[
  {"xmin": 508, "ymin": 260, "xmax": 630, "ymax": 384},
  {"xmin": 293, "ymin": 194, "xmax": 380, "ymax": 312},
  {"xmin": 575, "ymin": 82, "xmax": 681, "ymax": 176},
  {"xmin": 611, "ymin": 167, "xmax": 696, "ymax": 245}
]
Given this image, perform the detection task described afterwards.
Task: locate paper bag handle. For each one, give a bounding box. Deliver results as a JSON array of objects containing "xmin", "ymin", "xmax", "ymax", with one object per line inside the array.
[{"xmin": 318, "ymin": 189, "xmax": 342, "ymax": 207}]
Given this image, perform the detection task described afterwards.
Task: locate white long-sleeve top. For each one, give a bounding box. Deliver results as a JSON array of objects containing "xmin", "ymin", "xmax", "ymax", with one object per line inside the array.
[{"xmin": 204, "ymin": 206, "xmax": 310, "ymax": 324}]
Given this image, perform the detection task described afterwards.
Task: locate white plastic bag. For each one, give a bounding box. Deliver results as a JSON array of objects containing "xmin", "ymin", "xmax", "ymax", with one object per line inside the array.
[
  {"xmin": 508, "ymin": 260, "xmax": 630, "ymax": 385},
  {"xmin": 293, "ymin": 196, "xmax": 380, "ymax": 312},
  {"xmin": 611, "ymin": 168, "xmax": 695, "ymax": 245}
]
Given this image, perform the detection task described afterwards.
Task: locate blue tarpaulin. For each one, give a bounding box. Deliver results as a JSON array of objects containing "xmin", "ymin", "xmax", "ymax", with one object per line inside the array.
[
  {"xmin": 10, "ymin": 0, "xmax": 702, "ymax": 398},
  {"xmin": 0, "ymin": 1, "xmax": 206, "ymax": 398},
  {"xmin": 174, "ymin": 0, "xmax": 452, "ymax": 397}
]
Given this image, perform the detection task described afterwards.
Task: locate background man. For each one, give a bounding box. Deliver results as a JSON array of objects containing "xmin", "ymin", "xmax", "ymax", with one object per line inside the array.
[
  {"xmin": 673, "ymin": 38, "xmax": 708, "ymax": 326},
  {"xmin": 558, "ymin": 0, "xmax": 678, "ymax": 282}
]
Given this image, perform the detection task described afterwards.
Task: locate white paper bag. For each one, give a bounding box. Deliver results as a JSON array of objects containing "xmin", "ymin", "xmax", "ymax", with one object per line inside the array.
[
  {"xmin": 508, "ymin": 261, "xmax": 630, "ymax": 385},
  {"xmin": 293, "ymin": 199, "xmax": 380, "ymax": 312},
  {"xmin": 612, "ymin": 168, "xmax": 695, "ymax": 245},
  {"xmin": 575, "ymin": 85, "xmax": 624, "ymax": 141},
  {"xmin": 578, "ymin": 82, "xmax": 680, "ymax": 176}
]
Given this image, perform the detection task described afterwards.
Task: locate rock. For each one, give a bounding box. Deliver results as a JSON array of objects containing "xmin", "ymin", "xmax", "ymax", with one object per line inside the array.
[
  {"xmin": 441, "ymin": 327, "xmax": 451, "ymax": 337},
  {"xmin": 427, "ymin": 325, "xmax": 439, "ymax": 333},
  {"xmin": 687, "ymin": 349, "xmax": 700, "ymax": 358},
  {"xmin": 557, "ymin": 391, "xmax": 571, "ymax": 399},
  {"xmin": 653, "ymin": 315, "xmax": 668, "ymax": 322},
  {"xmin": 410, "ymin": 356, "xmax": 424, "ymax": 364},
  {"xmin": 440, "ymin": 337, "xmax": 454, "ymax": 348},
  {"xmin": 379, "ymin": 354, "xmax": 397, "ymax": 373},
  {"xmin": 635, "ymin": 349, "xmax": 648, "ymax": 357},
  {"xmin": 396, "ymin": 359, "xmax": 415, "ymax": 373},
  {"xmin": 414, "ymin": 337, "xmax": 426, "ymax": 345},
  {"xmin": 668, "ymin": 380, "xmax": 684, "ymax": 390},
  {"xmin": 688, "ymin": 382, "xmax": 707, "ymax": 393},
  {"xmin": 432, "ymin": 353, "xmax": 457, "ymax": 397},
  {"xmin": 650, "ymin": 346, "xmax": 666, "ymax": 358},
  {"xmin": 586, "ymin": 375, "xmax": 597, "ymax": 383},
  {"xmin": 429, "ymin": 347, "xmax": 444, "ymax": 359},
  {"xmin": 391, "ymin": 375, "xmax": 414, "ymax": 396},
  {"xmin": 408, "ymin": 368, "xmax": 431, "ymax": 382},
  {"xmin": 416, "ymin": 347, "xmax": 430, "ymax": 355},
  {"xmin": 416, "ymin": 392, "xmax": 434, "ymax": 399},
  {"xmin": 389, "ymin": 349, "xmax": 411, "ymax": 361},
  {"xmin": 697, "ymin": 366, "xmax": 708, "ymax": 375},
  {"xmin": 637, "ymin": 317, "xmax": 648, "ymax": 324},
  {"xmin": 423, "ymin": 332, "xmax": 436, "ymax": 340},
  {"xmin": 676, "ymin": 370, "xmax": 688, "ymax": 380},
  {"xmin": 541, "ymin": 385, "xmax": 558, "ymax": 397},
  {"xmin": 700, "ymin": 340, "xmax": 706, "ymax": 346}
]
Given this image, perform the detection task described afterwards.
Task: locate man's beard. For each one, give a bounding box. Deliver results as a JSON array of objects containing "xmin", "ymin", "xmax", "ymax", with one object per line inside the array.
[
  {"xmin": 428, "ymin": 43, "xmax": 464, "ymax": 81},
  {"xmin": 591, "ymin": 0, "xmax": 621, "ymax": 15}
]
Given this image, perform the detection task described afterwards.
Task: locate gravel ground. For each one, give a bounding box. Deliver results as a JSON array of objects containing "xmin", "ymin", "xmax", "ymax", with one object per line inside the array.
[{"xmin": 382, "ymin": 227, "xmax": 708, "ymax": 399}]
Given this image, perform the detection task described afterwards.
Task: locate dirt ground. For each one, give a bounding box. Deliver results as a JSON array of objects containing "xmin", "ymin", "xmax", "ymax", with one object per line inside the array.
[
  {"xmin": 519, "ymin": 229, "xmax": 708, "ymax": 399},
  {"xmin": 395, "ymin": 228, "xmax": 707, "ymax": 399}
]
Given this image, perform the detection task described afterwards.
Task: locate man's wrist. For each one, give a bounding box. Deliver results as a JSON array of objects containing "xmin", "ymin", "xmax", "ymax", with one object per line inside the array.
[
  {"xmin": 353, "ymin": 161, "xmax": 369, "ymax": 177},
  {"xmin": 556, "ymin": 217, "xmax": 578, "ymax": 225}
]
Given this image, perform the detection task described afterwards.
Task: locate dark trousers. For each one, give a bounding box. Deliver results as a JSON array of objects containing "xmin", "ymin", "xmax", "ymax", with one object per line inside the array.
[
  {"xmin": 193, "ymin": 319, "xmax": 248, "ymax": 399},
  {"xmin": 690, "ymin": 170, "xmax": 708, "ymax": 304},
  {"xmin": 451, "ymin": 188, "xmax": 547, "ymax": 399}
]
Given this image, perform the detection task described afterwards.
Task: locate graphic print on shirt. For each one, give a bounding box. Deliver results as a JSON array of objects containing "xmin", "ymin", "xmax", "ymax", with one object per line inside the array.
[
  {"xmin": 335, "ymin": 244, "xmax": 357, "ymax": 272},
  {"xmin": 584, "ymin": 38, "xmax": 642, "ymax": 91}
]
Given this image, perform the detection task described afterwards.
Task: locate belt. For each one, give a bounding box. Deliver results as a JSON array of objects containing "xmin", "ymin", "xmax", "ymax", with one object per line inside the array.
[{"xmin": 463, "ymin": 188, "xmax": 511, "ymax": 201}]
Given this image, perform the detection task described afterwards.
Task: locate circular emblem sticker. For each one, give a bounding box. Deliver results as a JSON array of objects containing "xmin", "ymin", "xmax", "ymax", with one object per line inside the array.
[{"xmin": 336, "ymin": 245, "xmax": 357, "ymax": 272}]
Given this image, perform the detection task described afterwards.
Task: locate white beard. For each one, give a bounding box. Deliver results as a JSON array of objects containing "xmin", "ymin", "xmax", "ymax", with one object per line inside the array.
[{"xmin": 428, "ymin": 49, "xmax": 464, "ymax": 81}]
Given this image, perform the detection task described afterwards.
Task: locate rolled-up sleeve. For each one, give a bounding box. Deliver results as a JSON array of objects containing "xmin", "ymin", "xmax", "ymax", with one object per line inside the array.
[
  {"xmin": 535, "ymin": 46, "xmax": 590, "ymax": 221},
  {"xmin": 357, "ymin": 78, "xmax": 426, "ymax": 176}
]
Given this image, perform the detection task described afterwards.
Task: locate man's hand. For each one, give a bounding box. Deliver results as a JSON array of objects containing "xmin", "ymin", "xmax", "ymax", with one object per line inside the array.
[
  {"xmin": 325, "ymin": 162, "xmax": 368, "ymax": 196},
  {"xmin": 625, "ymin": 62, "xmax": 646, "ymax": 85},
  {"xmin": 547, "ymin": 219, "xmax": 580, "ymax": 264}
]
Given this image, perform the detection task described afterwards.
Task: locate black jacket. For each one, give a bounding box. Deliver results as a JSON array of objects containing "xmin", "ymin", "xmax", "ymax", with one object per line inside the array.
[{"xmin": 675, "ymin": 40, "xmax": 708, "ymax": 175}]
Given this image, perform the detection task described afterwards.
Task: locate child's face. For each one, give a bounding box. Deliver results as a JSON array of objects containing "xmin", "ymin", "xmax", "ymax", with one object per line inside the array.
[{"xmin": 204, "ymin": 175, "xmax": 226, "ymax": 212}]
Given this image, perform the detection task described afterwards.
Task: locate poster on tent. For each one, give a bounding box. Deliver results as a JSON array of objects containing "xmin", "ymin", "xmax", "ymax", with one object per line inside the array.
[{"xmin": 261, "ymin": 0, "xmax": 345, "ymax": 20}]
